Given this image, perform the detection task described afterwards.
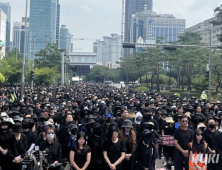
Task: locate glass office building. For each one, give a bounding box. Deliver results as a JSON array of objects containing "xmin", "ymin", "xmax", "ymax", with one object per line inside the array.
[{"xmin": 29, "ymin": 0, "xmax": 57, "ymax": 53}]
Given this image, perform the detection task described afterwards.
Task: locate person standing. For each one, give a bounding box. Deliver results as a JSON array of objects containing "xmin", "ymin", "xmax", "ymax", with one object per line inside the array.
[
  {"xmin": 203, "ymin": 117, "xmax": 220, "ymax": 170},
  {"xmin": 70, "ymin": 131, "xmax": 91, "ymax": 170},
  {"xmin": 174, "ymin": 115, "xmax": 194, "ymax": 170},
  {"xmin": 8, "ymin": 122, "xmax": 28, "ymax": 170},
  {"xmin": 103, "ymin": 123, "xmax": 126, "ymax": 170},
  {"xmin": 214, "ymin": 131, "xmax": 222, "ymax": 170}
]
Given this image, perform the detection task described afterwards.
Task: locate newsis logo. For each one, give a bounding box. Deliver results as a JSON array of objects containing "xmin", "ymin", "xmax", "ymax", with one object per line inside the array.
[{"xmin": 190, "ymin": 153, "xmax": 220, "ymax": 164}]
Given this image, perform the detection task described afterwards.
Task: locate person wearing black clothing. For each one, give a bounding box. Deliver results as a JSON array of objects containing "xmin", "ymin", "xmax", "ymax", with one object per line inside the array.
[
  {"xmin": 103, "ymin": 123, "xmax": 126, "ymax": 170},
  {"xmin": 62, "ymin": 123, "xmax": 78, "ymax": 162},
  {"xmin": 8, "ymin": 122, "xmax": 28, "ymax": 170},
  {"xmin": 133, "ymin": 129, "xmax": 158, "ymax": 170},
  {"xmin": 116, "ymin": 109, "xmax": 131, "ymax": 130},
  {"xmin": 33, "ymin": 102, "xmax": 42, "ymax": 117},
  {"xmin": 39, "ymin": 127, "xmax": 61, "ymax": 168},
  {"xmin": 58, "ymin": 113, "xmax": 73, "ymax": 142},
  {"xmin": 70, "ymin": 132, "xmax": 91, "ymax": 170},
  {"xmin": 214, "ymin": 132, "xmax": 222, "ymax": 170},
  {"xmin": 174, "ymin": 116, "xmax": 193, "ymax": 170},
  {"xmin": 0, "ymin": 119, "xmax": 13, "ymax": 170},
  {"xmin": 22, "ymin": 118, "xmax": 37, "ymax": 148},
  {"xmin": 88, "ymin": 123, "xmax": 104, "ymax": 170},
  {"xmin": 203, "ymin": 117, "xmax": 220, "ymax": 170}
]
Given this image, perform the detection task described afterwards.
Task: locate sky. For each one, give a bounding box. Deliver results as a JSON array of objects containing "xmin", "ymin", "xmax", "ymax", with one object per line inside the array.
[{"xmin": 1, "ymin": 0, "xmax": 222, "ymax": 52}]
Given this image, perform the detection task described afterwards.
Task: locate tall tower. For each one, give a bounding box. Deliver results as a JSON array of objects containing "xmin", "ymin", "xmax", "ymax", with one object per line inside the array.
[
  {"xmin": 123, "ymin": 0, "xmax": 153, "ymax": 57},
  {"xmin": 29, "ymin": 0, "xmax": 57, "ymax": 53},
  {"xmin": 0, "ymin": 2, "xmax": 11, "ymax": 52},
  {"xmin": 56, "ymin": 0, "xmax": 60, "ymax": 46}
]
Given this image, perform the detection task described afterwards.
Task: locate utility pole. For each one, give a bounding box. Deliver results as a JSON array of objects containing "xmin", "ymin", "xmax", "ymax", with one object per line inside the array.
[
  {"xmin": 61, "ymin": 52, "xmax": 65, "ymax": 85},
  {"xmin": 31, "ymin": 35, "xmax": 35, "ymax": 90},
  {"xmin": 208, "ymin": 29, "xmax": 212, "ymax": 101},
  {"xmin": 21, "ymin": 0, "xmax": 28, "ymax": 99}
]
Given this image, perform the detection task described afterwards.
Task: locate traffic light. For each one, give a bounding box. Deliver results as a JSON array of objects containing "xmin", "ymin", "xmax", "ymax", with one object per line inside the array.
[
  {"xmin": 164, "ymin": 46, "xmax": 177, "ymax": 50},
  {"xmin": 30, "ymin": 71, "xmax": 34, "ymax": 80},
  {"xmin": 122, "ymin": 43, "xmax": 136, "ymax": 48},
  {"xmin": 205, "ymin": 71, "xmax": 209, "ymax": 81}
]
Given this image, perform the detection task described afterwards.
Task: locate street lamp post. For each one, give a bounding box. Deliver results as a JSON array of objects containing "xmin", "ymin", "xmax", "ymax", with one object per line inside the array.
[
  {"xmin": 31, "ymin": 35, "xmax": 35, "ymax": 90},
  {"xmin": 21, "ymin": 0, "xmax": 28, "ymax": 99}
]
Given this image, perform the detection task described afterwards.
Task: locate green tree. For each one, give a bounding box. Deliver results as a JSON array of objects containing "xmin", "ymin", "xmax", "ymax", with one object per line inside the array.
[
  {"xmin": 34, "ymin": 67, "xmax": 60, "ymax": 85},
  {"xmin": 192, "ymin": 75, "xmax": 208, "ymax": 93},
  {"xmin": 0, "ymin": 49, "xmax": 24, "ymax": 84},
  {"xmin": 35, "ymin": 44, "xmax": 63, "ymax": 71},
  {"xmin": 211, "ymin": 4, "xmax": 222, "ymax": 42},
  {"xmin": 0, "ymin": 72, "xmax": 5, "ymax": 83}
]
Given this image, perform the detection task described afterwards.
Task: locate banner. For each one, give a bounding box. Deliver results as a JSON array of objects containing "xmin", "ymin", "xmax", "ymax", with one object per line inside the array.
[{"xmin": 161, "ymin": 135, "xmax": 174, "ymax": 146}]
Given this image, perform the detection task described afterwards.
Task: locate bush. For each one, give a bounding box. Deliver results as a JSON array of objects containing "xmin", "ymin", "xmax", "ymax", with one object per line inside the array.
[
  {"xmin": 160, "ymin": 91, "xmax": 181, "ymax": 97},
  {"xmin": 135, "ymin": 86, "xmax": 148, "ymax": 92},
  {"xmin": 140, "ymin": 74, "xmax": 176, "ymax": 85},
  {"xmin": 170, "ymin": 88, "xmax": 184, "ymax": 93}
]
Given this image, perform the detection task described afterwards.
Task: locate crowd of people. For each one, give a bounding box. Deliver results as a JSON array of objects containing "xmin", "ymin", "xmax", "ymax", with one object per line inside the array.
[{"xmin": 0, "ymin": 84, "xmax": 222, "ymax": 170}]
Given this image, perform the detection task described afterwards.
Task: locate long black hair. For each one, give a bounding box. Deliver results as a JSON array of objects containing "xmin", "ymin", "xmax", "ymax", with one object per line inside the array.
[
  {"xmin": 191, "ymin": 129, "xmax": 206, "ymax": 154},
  {"xmin": 75, "ymin": 131, "xmax": 89, "ymax": 151}
]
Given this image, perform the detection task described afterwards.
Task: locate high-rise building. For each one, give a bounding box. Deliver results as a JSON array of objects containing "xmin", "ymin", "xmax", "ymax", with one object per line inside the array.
[
  {"xmin": 12, "ymin": 19, "xmax": 30, "ymax": 56},
  {"xmin": 56, "ymin": 0, "xmax": 60, "ymax": 46},
  {"xmin": 0, "ymin": 9, "xmax": 7, "ymax": 58},
  {"xmin": 29, "ymin": 0, "xmax": 57, "ymax": 53},
  {"xmin": 0, "ymin": 2, "xmax": 11, "ymax": 52},
  {"xmin": 123, "ymin": 0, "xmax": 153, "ymax": 57},
  {"xmin": 185, "ymin": 17, "xmax": 222, "ymax": 46},
  {"xmin": 130, "ymin": 9, "xmax": 186, "ymax": 50},
  {"xmin": 93, "ymin": 34, "xmax": 122, "ymax": 68},
  {"xmin": 59, "ymin": 25, "xmax": 72, "ymax": 53}
]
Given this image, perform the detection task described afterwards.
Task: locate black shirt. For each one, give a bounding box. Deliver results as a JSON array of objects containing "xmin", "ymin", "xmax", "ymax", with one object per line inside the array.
[
  {"xmin": 174, "ymin": 127, "xmax": 193, "ymax": 151},
  {"xmin": 103, "ymin": 139, "xmax": 126, "ymax": 170},
  {"xmin": 203, "ymin": 128, "xmax": 220, "ymax": 150},
  {"xmin": 71, "ymin": 146, "xmax": 91, "ymax": 168},
  {"xmin": 39, "ymin": 140, "xmax": 61, "ymax": 164}
]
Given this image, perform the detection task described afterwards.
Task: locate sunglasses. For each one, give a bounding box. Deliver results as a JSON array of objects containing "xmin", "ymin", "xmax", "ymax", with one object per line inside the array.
[{"xmin": 196, "ymin": 134, "xmax": 203, "ymax": 136}]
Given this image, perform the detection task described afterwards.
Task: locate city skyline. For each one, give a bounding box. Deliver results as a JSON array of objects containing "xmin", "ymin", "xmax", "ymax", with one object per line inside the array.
[{"xmin": 1, "ymin": 0, "xmax": 221, "ymax": 52}]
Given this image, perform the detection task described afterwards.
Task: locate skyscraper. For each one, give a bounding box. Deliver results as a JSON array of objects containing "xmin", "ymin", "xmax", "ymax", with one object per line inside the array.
[
  {"xmin": 59, "ymin": 25, "xmax": 71, "ymax": 53},
  {"xmin": 0, "ymin": 9, "xmax": 7, "ymax": 58},
  {"xmin": 56, "ymin": 0, "xmax": 60, "ymax": 46},
  {"xmin": 29, "ymin": 0, "xmax": 57, "ymax": 53},
  {"xmin": 0, "ymin": 2, "xmax": 11, "ymax": 52},
  {"xmin": 12, "ymin": 19, "xmax": 30, "ymax": 56},
  {"xmin": 123, "ymin": 0, "xmax": 153, "ymax": 56}
]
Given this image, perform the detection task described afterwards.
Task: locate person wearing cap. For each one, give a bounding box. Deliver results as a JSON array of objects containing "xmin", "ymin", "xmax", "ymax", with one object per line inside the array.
[
  {"xmin": 120, "ymin": 119, "xmax": 136, "ymax": 170},
  {"xmin": 8, "ymin": 122, "xmax": 28, "ymax": 170},
  {"xmin": 133, "ymin": 129, "xmax": 158, "ymax": 170},
  {"xmin": 103, "ymin": 123, "xmax": 126, "ymax": 170},
  {"xmin": 88, "ymin": 123, "xmax": 104, "ymax": 170},
  {"xmin": 0, "ymin": 118, "xmax": 13, "ymax": 170},
  {"xmin": 116, "ymin": 109, "xmax": 131, "ymax": 130},
  {"xmin": 200, "ymin": 91, "xmax": 207, "ymax": 102},
  {"xmin": 62, "ymin": 123, "xmax": 78, "ymax": 162},
  {"xmin": 162, "ymin": 117, "xmax": 175, "ymax": 166}
]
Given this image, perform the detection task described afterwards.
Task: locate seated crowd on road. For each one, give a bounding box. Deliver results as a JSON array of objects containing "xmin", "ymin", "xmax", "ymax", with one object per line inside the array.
[{"xmin": 0, "ymin": 84, "xmax": 222, "ymax": 170}]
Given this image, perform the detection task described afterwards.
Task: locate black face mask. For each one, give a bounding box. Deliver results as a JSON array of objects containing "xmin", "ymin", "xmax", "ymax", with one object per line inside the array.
[
  {"xmin": 136, "ymin": 116, "xmax": 142, "ymax": 122},
  {"xmin": 106, "ymin": 118, "xmax": 111, "ymax": 123},
  {"xmin": 71, "ymin": 128, "xmax": 77, "ymax": 135},
  {"xmin": 23, "ymin": 123, "xmax": 30, "ymax": 129},
  {"xmin": 1, "ymin": 128, "xmax": 8, "ymax": 132},
  {"xmin": 143, "ymin": 134, "xmax": 151, "ymax": 145},
  {"xmin": 144, "ymin": 125, "xmax": 153, "ymax": 131},
  {"xmin": 209, "ymin": 124, "xmax": 216, "ymax": 129},
  {"xmin": 94, "ymin": 128, "xmax": 102, "ymax": 136},
  {"xmin": 146, "ymin": 114, "xmax": 152, "ymax": 120}
]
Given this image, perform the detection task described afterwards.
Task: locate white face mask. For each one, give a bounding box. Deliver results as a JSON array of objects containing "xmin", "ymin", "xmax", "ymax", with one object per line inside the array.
[
  {"xmin": 47, "ymin": 133, "xmax": 55, "ymax": 141},
  {"xmin": 125, "ymin": 131, "xmax": 130, "ymax": 135}
]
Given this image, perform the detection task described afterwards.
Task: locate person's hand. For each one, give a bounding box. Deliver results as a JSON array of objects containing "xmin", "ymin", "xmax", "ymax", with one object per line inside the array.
[
  {"xmin": 109, "ymin": 164, "xmax": 116, "ymax": 170},
  {"xmin": 125, "ymin": 154, "xmax": 131, "ymax": 161},
  {"xmin": 211, "ymin": 150, "xmax": 216, "ymax": 154},
  {"xmin": 14, "ymin": 158, "xmax": 22, "ymax": 164},
  {"xmin": 182, "ymin": 150, "xmax": 189, "ymax": 157},
  {"xmin": 54, "ymin": 161, "xmax": 59, "ymax": 165}
]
